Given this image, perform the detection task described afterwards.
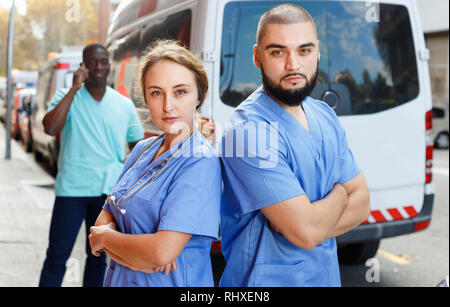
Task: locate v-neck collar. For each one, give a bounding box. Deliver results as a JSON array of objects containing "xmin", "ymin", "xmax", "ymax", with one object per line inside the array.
[
  {"xmin": 257, "ymin": 88, "xmax": 322, "ymax": 161},
  {"xmin": 145, "ymin": 131, "xmax": 196, "ymax": 167},
  {"xmin": 258, "ymin": 88, "xmax": 315, "ymax": 137},
  {"xmin": 81, "ymin": 85, "xmax": 108, "ymax": 105}
]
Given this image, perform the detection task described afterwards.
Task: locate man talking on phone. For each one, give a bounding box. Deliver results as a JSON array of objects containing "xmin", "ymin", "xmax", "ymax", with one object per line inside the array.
[{"xmin": 39, "ymin": 44, "xmax": 144, "ymax": 287}]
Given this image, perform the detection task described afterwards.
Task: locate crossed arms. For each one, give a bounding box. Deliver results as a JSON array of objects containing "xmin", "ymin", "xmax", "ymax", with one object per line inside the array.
[
  {"xmin": 89, "ymin": 210, "xmax": 191, "ymax": 273},
  {"xmin": 262, "ymin": 172, "xmax": 371, "ymax": 250}
]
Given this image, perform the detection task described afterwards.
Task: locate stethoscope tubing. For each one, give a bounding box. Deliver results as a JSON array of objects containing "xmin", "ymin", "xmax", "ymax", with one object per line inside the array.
[{"xmin": 107, "ymin": 132, "xmax": 194, "ymax": 214}]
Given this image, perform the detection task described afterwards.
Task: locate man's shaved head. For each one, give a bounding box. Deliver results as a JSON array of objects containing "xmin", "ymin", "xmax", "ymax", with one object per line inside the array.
[{"xmin": 256, "ymin": 4, "xmax": 318, "ymax": 45}]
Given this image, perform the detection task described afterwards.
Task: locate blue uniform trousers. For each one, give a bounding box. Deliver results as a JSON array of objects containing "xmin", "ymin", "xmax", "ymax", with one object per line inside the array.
[{"xmin": 39, "ymin": 196, "xmax": 107, "ymax": 287}]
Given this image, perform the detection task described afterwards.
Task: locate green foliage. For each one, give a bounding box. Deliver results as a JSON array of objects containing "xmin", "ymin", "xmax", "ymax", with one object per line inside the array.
[{"xmin": 0, "ymin": 0, "xmax": 99, "ymax": 76}]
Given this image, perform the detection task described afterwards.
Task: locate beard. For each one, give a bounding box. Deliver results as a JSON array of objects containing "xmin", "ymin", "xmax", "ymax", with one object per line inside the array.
[
  {"xmin": 85, "ymin": 77, "xmax": 107, "ymax": 87},
  {"xmin": 261, "ymin": 63, "xmax": 318, "ymax": 107}
]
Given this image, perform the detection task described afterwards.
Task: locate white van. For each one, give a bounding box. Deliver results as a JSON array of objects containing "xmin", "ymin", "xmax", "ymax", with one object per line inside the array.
[
  {"xmin": 31, "ymin": 47, "xmax": 82, "ymax": 176},
  {"xmin": 106, "ymin": 0, "xmax": 435, "ymax": 269}
]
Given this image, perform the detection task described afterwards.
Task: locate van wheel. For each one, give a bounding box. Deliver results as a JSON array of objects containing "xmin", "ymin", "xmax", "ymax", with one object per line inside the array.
[
  {"xmin": 435, "ymin": 132, "xmax": 449, "ymax": 149},
  {"xmin": 338, "ymin": 240, "xmax": 380, "ymax": 265}
]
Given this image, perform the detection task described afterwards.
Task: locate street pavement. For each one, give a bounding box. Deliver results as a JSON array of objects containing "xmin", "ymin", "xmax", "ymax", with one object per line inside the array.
[{"xmin": 0, "ymin": 125, "xmax": 84, "ymax": 287}]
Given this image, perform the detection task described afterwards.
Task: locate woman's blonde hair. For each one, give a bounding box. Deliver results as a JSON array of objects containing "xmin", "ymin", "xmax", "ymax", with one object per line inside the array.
[{"xmin": 140, "ymin": 40, "xmax": 208, "ymax": 110}]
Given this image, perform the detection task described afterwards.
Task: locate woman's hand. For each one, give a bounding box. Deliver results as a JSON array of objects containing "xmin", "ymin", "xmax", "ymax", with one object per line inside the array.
[
  {"xmin": 89, "ymin": 225, "xmax": 114, "ymax": 257},
  {"xmin": 160, "ymin": 260, "xmax": 178, "ymax": 275}
]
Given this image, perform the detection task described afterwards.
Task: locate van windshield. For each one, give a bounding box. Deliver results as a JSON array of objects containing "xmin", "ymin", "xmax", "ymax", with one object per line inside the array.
[{"xmin": 220, "ymin": 1, "xmax": 419, "ymax": 115}]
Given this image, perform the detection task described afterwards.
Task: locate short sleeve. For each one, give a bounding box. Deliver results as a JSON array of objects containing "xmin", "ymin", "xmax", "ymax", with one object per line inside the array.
[
  {"xmin": 220, "ymin": 120, "xmax": 305, "ymax": 215},
  {"xmin": 336, "ymin": 120, "xmax": 360, "ymax": 184},
  {"xmin": 157, "ymin": 157, "xmax": 221, "ymax": 239},
  {"xmin": 47, "ymin": 88, "xmax": 70, "ymax": 114},
  {"xmin": 126, "ymin": 102, "xmax": 144, "ymax": 143}
]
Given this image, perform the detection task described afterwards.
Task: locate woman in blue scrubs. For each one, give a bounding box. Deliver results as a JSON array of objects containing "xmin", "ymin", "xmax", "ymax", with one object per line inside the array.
[{"xmin": 88, "ymin": 40, "xmax": 221, "ymax": 287}]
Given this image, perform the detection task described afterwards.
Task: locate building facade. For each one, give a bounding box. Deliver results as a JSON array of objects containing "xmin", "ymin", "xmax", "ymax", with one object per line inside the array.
[{"xmin": 417, "ymin": 0, "xmax": 449, "ymax": 108}]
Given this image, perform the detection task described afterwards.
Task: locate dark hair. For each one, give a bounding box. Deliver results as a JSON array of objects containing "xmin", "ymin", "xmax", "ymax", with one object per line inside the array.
[
  {"xmin": 82, "ymin": 44, "xmax": 108, "ymax": 62},
  {"xmin": 256, "ymin": 4, "xmax": 318, "ymax": 45}
]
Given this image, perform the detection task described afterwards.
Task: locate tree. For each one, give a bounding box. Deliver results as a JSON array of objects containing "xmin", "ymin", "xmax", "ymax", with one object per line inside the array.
[
  {"xmin": 0, "ymin": 0, "xmax": 99, "ymax": 76},
  {"xmin": 361, "ymin": 69, "xmax": 373, "ymax": 102},
  {"xmin": 26, "ymin": 0, "xmax": 98, "ymax": 61}
]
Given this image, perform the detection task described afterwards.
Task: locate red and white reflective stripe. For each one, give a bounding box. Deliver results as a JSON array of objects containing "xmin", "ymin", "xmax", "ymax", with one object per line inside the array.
[{"xmin": 362, "ymin": 206, "xmax": 419, "ymax": 224}]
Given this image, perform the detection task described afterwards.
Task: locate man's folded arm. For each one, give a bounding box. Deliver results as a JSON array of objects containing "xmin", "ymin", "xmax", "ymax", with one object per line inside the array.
[
  {"xmin": 327, "ymin": 172, "xmax": 371, "ymax": 239},
  {"xmin": 261, "ymin": 184, "xmax": 349, "ymax": 250}
]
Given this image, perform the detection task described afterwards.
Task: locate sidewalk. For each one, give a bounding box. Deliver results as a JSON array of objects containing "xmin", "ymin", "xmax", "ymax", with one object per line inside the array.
[{"xmin": 0, "ymin": 125, "xmax": 84, "ymax": 287}]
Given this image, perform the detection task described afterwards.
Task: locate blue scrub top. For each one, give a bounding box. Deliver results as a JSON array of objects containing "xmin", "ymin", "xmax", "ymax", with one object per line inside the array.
[
  {"xmin": 48, "ymin": 85, "xmax": 144, "ymax": 196},
  {"xmin": 103, "ymin": 130, "xmax": 221, "ymax": 287},
  {"xmin": 219, "ymin": 87, "xmax": 360, "ymax": 287}
]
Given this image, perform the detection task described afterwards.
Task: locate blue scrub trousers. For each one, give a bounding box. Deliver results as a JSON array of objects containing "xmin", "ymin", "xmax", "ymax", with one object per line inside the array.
[{"xmin": 39, "ymin": 196, "xmax": 107, "ymax": 287}]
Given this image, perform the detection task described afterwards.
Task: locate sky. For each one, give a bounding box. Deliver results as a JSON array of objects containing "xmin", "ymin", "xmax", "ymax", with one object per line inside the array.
[{"xmin": 0, "ymin": 0, "xmax": 27, "ymax": 15}]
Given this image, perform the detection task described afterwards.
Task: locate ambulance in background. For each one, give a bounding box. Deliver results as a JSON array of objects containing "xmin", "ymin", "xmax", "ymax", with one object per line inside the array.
[
  {"xmin": 0, "ymin": 70, "xmax": 38, "ymax": 123},
  {"xmin": 32, "ymin": 46, "xmax": 82, "ymax": 176},
  {"xmin": 106, "ymin": 0, "xmax": 435, "ymax": 272}
]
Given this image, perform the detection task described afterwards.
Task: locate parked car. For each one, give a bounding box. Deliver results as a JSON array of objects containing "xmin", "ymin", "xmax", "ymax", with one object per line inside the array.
[
  {"xmin": 0, "ymin": 71, "xmax": 37, "ymax": 123},
  {"xmin": 432, "ymin": 106, "xmax": 449, "ymax": 149},
  {"xmin": 17, "ymin": 88, "xmax": 36, "ymax": 152},
  {"xmin": 31, "ymin": 47, "xmax": 82, "ymax": 176},
  {"xmin": 10, "ymin": 88, "xmax": 36, "ymax": 142}
]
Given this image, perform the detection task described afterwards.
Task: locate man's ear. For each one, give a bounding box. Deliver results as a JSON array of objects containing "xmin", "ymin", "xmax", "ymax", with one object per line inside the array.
[{"xmin": 253, "ymin": 44, "xmax": 261, "ymax": 68}]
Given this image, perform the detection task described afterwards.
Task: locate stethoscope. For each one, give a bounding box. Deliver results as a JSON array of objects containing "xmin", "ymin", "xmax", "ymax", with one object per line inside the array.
[{"xmin": 106, "ymin": 132, "xmax": 194, "ymax": 215}]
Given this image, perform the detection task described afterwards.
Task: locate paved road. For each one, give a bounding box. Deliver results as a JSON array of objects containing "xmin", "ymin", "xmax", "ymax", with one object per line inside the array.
[{"xmin": 340, "ymin": 149, "xmax": 449, "ymax": 287}]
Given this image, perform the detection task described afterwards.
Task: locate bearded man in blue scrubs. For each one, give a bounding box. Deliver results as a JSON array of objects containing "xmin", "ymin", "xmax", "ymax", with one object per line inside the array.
[
  {"xmin": 219, "ymin": 4, "xmax": 371, "ymax": 287},
  {"xmin": 39, "ymin": 44, "xmax": 144, "ymax": 287}
]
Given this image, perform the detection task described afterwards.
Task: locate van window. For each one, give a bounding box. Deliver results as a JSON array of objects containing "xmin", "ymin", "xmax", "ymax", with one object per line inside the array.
[
  {"xmin": 220, "ymin": 1, "xmax": 419, "ymax": 115},
  {"xmin": 111, "ymin": 31, "xmax": 142, "ymax": 106},
  {"xmin": 326, "ymin": 2, "xmax": 419, "ymax": 115},
  {"xmin": 220, "ymin": 1, "xmax": 329, "ymax": 107},
  {"xmin": 110, "ymin": 9, "xmax": 192, "ymax": 109},
  {"xmin": 141, "ymin": 9, "xmax": 191, "ymax": 49}
]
